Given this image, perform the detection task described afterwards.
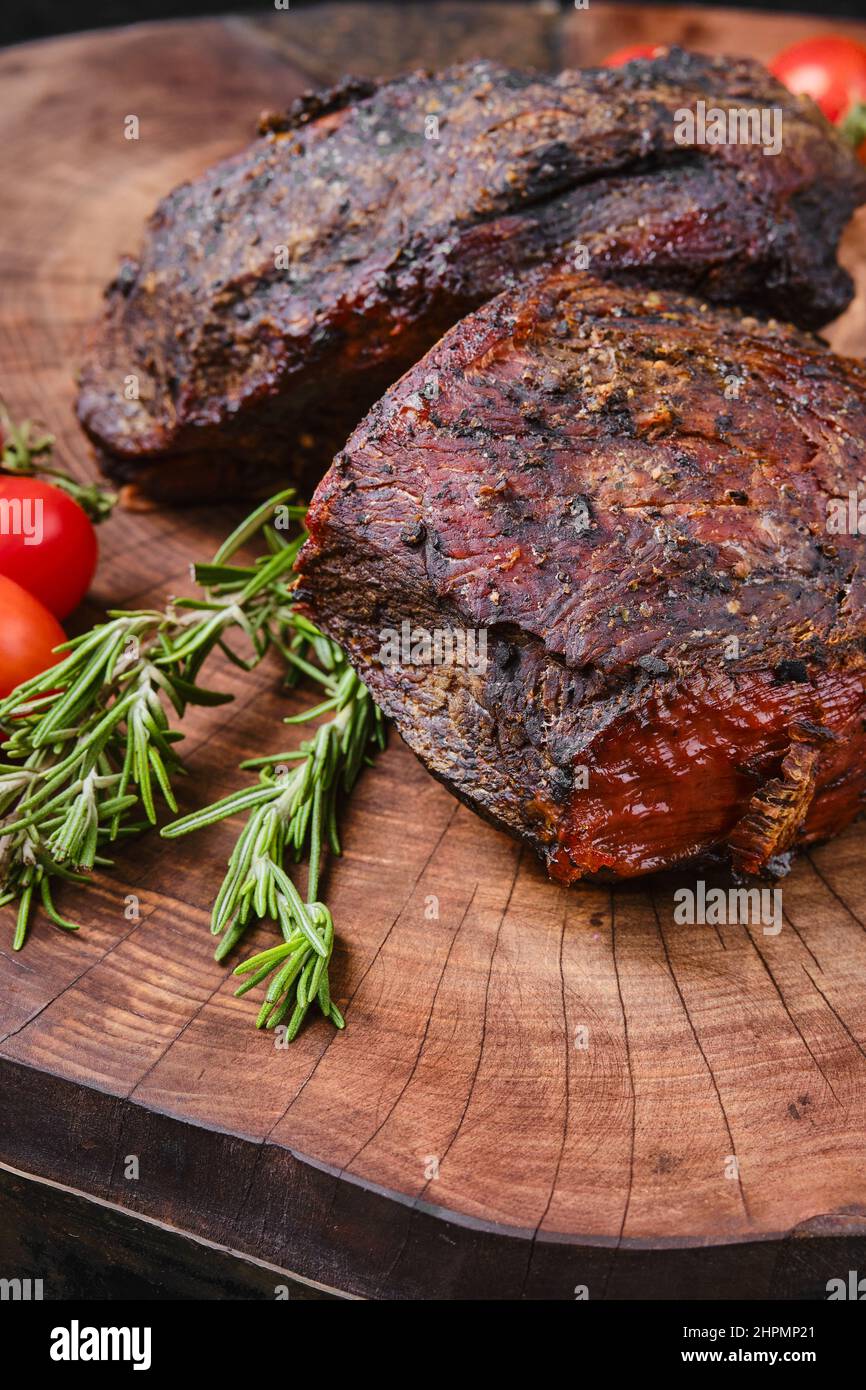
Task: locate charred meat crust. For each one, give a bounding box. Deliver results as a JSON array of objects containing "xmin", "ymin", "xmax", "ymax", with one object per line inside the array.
[
  {"xmin": 76, "ymin": 50, "xmax": 866, "ymax": 501},
  {"xmin": 296, "ymin": 270, "xmax": 866, "ymax": 882}
]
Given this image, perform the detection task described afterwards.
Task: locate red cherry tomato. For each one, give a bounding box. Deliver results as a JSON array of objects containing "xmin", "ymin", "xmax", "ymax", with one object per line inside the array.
[
  {"xmin": 0, "ymin": 574, "xmax": 66, "ymax": 699},
  {"xmin": 770, "ymin": 36, "xmax": 866, "ymax": 124},
  {"xmin": 0, "ymin": 477, "xmax": 97, "ymax": 619},
  {"xmin": 602, "ymin": 45, "xmax": 662, "ymax": 68}
]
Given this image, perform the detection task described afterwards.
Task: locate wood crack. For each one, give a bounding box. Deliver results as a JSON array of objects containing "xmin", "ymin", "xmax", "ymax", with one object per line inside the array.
[
  {"xmin": 652, "ymin": 892, "xmax": 751, "ymax": 1219},
  {"xmin": 600, "ymin": 887, "xmax": 635, "ymax": 1301},
  {"xmin": 518, "ymin": 901, "xmax": 570, "ymax": 1299},
  {"xmin": 375, "ymin": 846, "xmax": 522, "ymax": 1293},
  {"xmin": 744, "ymin": 930, "xmax": 842, "ymax": 1107},
  {"xmin": 341, "ymin": 882, "xmax": 479, "ymax": 1176}
]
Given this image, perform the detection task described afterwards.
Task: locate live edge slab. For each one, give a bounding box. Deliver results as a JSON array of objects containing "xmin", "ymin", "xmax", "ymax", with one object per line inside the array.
[{"xmin": 2, "ymin": 3, "xmax": 866, "ymax": 1301}]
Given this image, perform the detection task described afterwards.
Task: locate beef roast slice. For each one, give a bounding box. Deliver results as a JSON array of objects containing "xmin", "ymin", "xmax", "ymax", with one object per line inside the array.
[
  {"xmin": 77, "ymin": 50, "xmax": 866, "ymax": 502},
  {"xmin": 296, "ymin": 270, "xmax": 866, "ymax": 881}
]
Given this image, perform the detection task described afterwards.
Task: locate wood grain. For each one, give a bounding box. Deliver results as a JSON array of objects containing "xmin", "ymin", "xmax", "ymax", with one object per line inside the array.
[{"xmin": 2, "ymin": 3, "xmax": 866, "ymax": 1300}]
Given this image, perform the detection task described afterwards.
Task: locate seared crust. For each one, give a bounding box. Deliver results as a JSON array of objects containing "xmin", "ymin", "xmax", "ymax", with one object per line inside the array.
[
  {"xmin": 297, "ymin": 271, "xmax": 866, "ymax": 881},
  {"xmin": 76, "ymin": 50, "xmax": 866, "ymax": 501}
]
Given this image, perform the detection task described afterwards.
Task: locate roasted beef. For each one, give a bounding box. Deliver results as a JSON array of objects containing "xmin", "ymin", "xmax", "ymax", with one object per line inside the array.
[
  {"xmin": 77, "ymin": 50, "xmax": 866, "ymax": 503},
  {"xmin": 296, "ymin": 270, "xmax": 866, "ymax": 881}
]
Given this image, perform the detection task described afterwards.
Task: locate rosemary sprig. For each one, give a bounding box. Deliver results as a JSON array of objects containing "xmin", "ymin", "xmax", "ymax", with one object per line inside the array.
[
  {"xmin": 0, "ymin": 488, "xmax": 305, "ymax": 948},
  {"xmin": 0, "ymin": 404, "xmax": 117, "ymax": 522},
  {"xmin": 162, "ymin": 647, "xmax": 386, "ymax": 1039},
  {"xmin": 0, "ymin": 416, "xmax": 386, "ymax": 1040}
]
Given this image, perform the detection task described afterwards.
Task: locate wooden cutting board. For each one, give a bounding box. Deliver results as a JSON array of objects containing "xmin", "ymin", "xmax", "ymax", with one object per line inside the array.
[{"xmin": 3, "ymin": 3, "xmax": 866, "ymax": 1301}]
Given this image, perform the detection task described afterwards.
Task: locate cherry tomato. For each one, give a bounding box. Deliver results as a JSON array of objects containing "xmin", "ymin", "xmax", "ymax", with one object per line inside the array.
[
  {"xmin": 0, "ymin": 574, "xmax": 65, "ymax": 699},
  {"xmin": 0, "ymin": 477, "xmax": 97, "ymax": 619},
  {"xmin": 602, "ymin": 45, "xmax": 663, "ymax": 67},
  {"xmin": 770, "ymin": 36, "xmax": 866, "ymax": 124}
]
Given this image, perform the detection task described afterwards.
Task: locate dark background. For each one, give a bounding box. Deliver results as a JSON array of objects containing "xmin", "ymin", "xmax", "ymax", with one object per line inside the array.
[{"xmin": 2, "ymin": 0, "xmax": 863, "ymax": 49}]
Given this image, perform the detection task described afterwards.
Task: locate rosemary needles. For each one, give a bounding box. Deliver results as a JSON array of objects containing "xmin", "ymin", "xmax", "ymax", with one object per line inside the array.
[
  {"xmin": 0, "ymin": 455, "xmax": 386, "ymax": 1041},
  {"xmin": 162, "ymin": 645, "xmax": 386, "ymax": 1039},
  {"xmin": 0, "ymin": 487, "xmax": 303, "ymax": 949}
]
